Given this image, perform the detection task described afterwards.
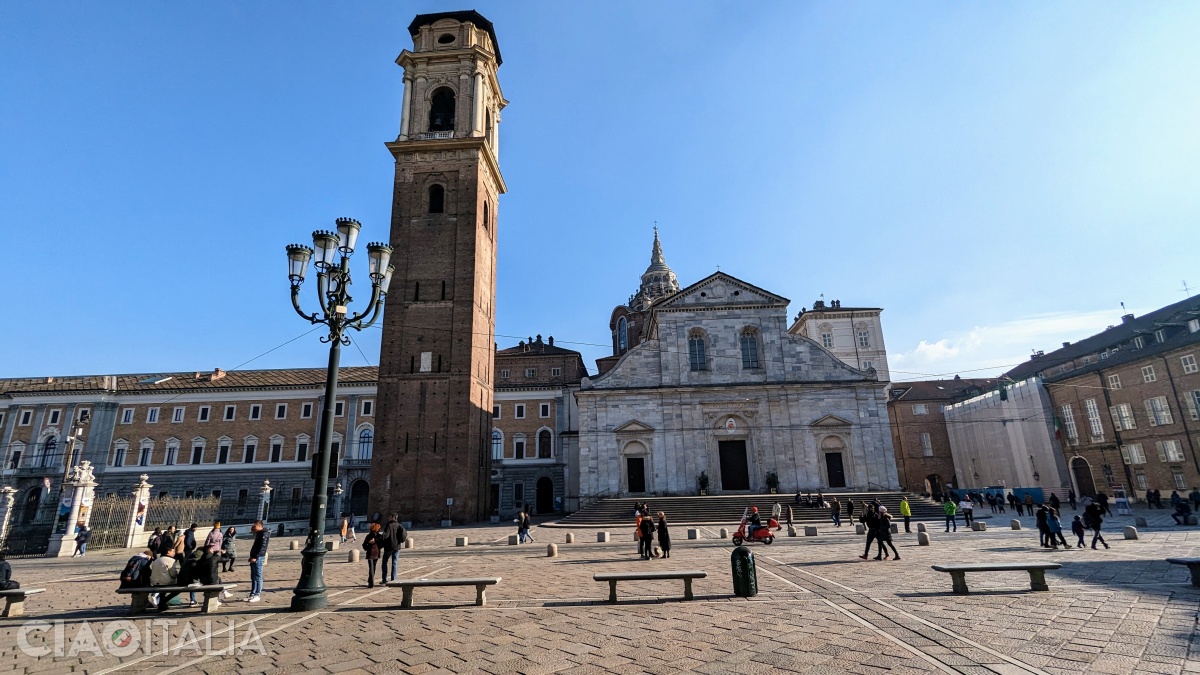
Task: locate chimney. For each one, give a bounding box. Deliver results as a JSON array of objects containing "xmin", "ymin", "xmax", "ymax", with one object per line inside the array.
[
  {"xmin": 194, "ymin": 372, "xmax": 202, "ymax": 379},
  {"xmin": 46, "ymin": 376, "xmax": 55, "ymax": 384},
  {"xmin": 813, "ymin": 300, "xmax": 825, "ymax": 309},
  {"xmin": 211, "ymin": 368, "xmax": 226, "ymax": 381},
  {"xmin": 102, "ymin": 375, "xmax": 118, "ymax": 391},
  {"xmin": 1062, "ymin": 341, "xmax": 1071, "ymax": 348},
  {"xmin": 536, "ymin": 334, "xmax": 542, "ymax": 344},
  {"xmin": 548, "ymin": 336, "xmax": 554, "ymax": 347},
  {"xmin": 1121, "ymin": 314, "xmax": 1135, "ymax": 324}
]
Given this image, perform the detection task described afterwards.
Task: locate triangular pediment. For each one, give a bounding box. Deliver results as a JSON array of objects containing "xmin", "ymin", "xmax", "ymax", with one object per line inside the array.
[
  {"xmin": 613, "ymin": 419, "xmax": 655, "ymax": 434},
  {"xmin": 811, "ymin": 414, "xmax": 853, "ymax": 427},
  {"xmin": 654, "ymin": 272, "xmax": 788, "ymax": 310}
]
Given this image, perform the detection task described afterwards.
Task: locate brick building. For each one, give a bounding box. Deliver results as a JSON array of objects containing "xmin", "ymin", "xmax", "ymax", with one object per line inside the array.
[
  {"xmin": 1016, "ymin": 298, "xmax": 1200, "ymax": 500},
  {"xmin": 887, "ymin": 377, "xmax": 995, "ymax": 497},
  {"xmin": 0, "ymin": 367, "xmax": 378, "ymax": 524},
  {"xmin": 490, "ymin": 336, "xmax": 588, "ymax": 517}
]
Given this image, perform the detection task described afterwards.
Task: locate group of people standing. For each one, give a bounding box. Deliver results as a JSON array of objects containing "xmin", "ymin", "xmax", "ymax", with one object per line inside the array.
[
  {"xmin": 119, "ymin": 520, "xmax": 269, "ymax": 606},
  {"xmin": 633, "ymin": 502, "xmax": 671, "ymax": 559}
]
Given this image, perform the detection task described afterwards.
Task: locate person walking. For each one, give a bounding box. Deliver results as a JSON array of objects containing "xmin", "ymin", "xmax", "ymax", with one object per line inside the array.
[
  {"xmin": 943, "ymin": 499, "xmax": 957, "ymax": 532},
  {"xmin": 858, "ymin": 505, "xmax": 880, "ymax": 559},
  {"xmin": 362, "ymin": 523, "xmax": 382, "ymax": 588},
  {"xmin": 1035, "ymin": 506, "xmax": 1050, "ymax": 548},
  {"xmin": 204, "ymin": 521, "xmax": 223, "ymax": 555},
  {"xmin": 381, "ymin": 514, "xmax": 405, "ymax": 584},
  {"xmin": 830, "ymin": 498, "xmax": 842, "ymax": 527},
  {"xmin": 846, "ymin": 499, "xmax": 856, "ymax": 523},
  {"xmin": 220, "ymin": 527, "xmax": 237, "ymax": 573},
  {"xmin": 875, "ymin": 507, "xmax": 900, "ymax": 560},
  {"xmin": 340, "ymin": 516, "xmax": 350, "ymax": 544},
  {"xmin": 1067, "ymin": 489, "xmax": 1077, "ymax": 510},
  {"xmin": 995, "ymin": 493, "xmax": 1006, "ymax": 514},
  {"xmin": 657, "ymin": 512, "xmax": 671, "ymax": 559},
  {"xmin": 771, "ymin": 501, "xmax": 782, "ymax": 522},
  {"xmin": 183, "ymin": 523, "xmax": 198, "ymax": 558},
  {"xmin": 246, "ymin": 520, "xmax": 269, "ymax": 602},
  {"xmin": 1048, "ymin": 493, "xmax": 1061, "ymax": 512},
  {"xmin": 1023, "ymin": 493, "xmax": 1035, "ymax": 515},
  {"xmin": 899, "ymin": 496, "xmax": 912, "ymax": 533},
  {"xmin": 958, "ymin": 498, "xmax": 973, "ymax": 528},
  {"xmin": 1011, "ymin": 494, "xmax": 1023, "ymax": 516},
  {"xmin": 1046, "ymin": 509, "xmax": 1069, "ymax": 549},
  {"xmin": 1071, "ymin": 515, "xmax": 1086, "ymax": 548},
  {"xmin": 73, "ymin": 524, "xmax": 91, "ymax": 557},
  {"xmin": 638, "ymin": 512, "xmax": 656, "ymax": 560},
  {"xmin": 1084, "ymin": 504, "xmax": 1109, "ymax": 549},
  {"xmin": 786, "ymin": 504, "xmax": 794, "ymax": 528},
  {"xmin": 346, "ymin": 514, "xmax": 357, "ymax": 542},
  {"xmin": 516, "ymin": 511, "xmax": 530, "ymax": 544}
]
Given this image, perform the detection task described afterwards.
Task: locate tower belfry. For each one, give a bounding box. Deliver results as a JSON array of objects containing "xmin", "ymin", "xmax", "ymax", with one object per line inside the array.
[{"xmin": 371, "ymin": 10, "xmax": 507, "ymax": 523}]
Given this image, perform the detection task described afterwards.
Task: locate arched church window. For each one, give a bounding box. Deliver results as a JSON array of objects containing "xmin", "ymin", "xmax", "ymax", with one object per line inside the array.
[
  {"xmin": 538, "ymin": 430, "xmax": 552, "ymax": 459},
  {"xmin": 740, "ymin": 329, "xmax": 760, "ymax": 369},
  {"xmin": 617, "ymin": 317, "xmax": 628, "ymax": 353},
  {"xmin": 428, "ymin": 88, "xmax": 455, "ymax": 131},
  {"xmin": 688, "ymin": 331, "xmax": 708, "ymax": 372},
  {"xmin": 428, "ymin": 185, "xmax": 444, "ymax": 214},
  {"xmin": 491, "ymin": 430, "xmax": 503, "ymax": 460},
  {"xmin": 358, "ymin": 428, "xmax": 373, "ymax": 460}
]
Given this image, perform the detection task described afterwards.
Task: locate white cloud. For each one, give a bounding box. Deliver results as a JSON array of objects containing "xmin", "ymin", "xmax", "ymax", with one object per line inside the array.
[{"xmin": 891, "ymin": 309, "xmax": 1124, "ymax": 381}]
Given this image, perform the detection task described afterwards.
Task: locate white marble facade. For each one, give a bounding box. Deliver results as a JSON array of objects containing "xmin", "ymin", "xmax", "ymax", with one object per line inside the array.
[{"xmin": 576, "ymin": 273, "xmax": 899, "ymax": 497}]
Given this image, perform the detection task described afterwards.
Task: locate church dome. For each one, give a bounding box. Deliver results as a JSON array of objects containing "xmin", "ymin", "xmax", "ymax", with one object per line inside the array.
[{"xmin": 630, "ymin": 228, "xmax": 679, "ymax": 311}]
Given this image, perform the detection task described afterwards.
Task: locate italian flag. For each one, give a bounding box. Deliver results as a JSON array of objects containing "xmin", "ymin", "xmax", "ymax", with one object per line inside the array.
[{"xmin": 1052, "ymin": 415, "xmax": 1064, "ymax": 443}]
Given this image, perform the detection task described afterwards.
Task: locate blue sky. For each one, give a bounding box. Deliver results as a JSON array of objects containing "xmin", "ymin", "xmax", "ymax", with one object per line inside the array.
[{"xmin": 2, "ymin": 2, "xmax": 1197, "ymax": 381}]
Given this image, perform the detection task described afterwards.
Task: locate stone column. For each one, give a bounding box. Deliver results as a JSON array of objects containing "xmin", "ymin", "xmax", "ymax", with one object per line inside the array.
[
  {"xmin": 0, "ymin": 486, "xmax": 17, "ymax": 545},
  {"xmin": 258, "ymin": 480, "xmax": 272, "ymax": 524},
  {"xmin": 47, "ymin": 461, "xmax": 97, "ymax": 557},
  {"xmin": 472, "ymin": 71, "xmax": 485, "ymax": 136},
  {"xmin": 399, "ymin": 74, "xmax": 413, "ymax": 140},
  {"xmin": 124, "ymin": 474, "xmax": 153, "ymax": 549},
  {"xmin": 459, "ymin": 72, "xmax": 470, "ymax": 137}
]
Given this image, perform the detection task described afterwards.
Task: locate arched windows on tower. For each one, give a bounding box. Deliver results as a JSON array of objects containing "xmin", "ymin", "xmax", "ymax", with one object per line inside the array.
[
  {"xmin": 538, "ymin": 430, "xmax": 552, "ymax": 459},
  {"xmin": 740, "ymin": 328, "xmax": 760, "ymax": 369},
  {"xmin": 688, "ymin": 330, "xmax": 708, "ymax": 372},
  {"xmin": 617, "ymin": 317, "xmax": 628, "ymax": 353},
  {"xmin": 428, "ymin": 184, "xmax": 444, "ymax": 214},
  {"xmin": 428, "ymin": 88, "xmax": 456, "ymax": 131}
]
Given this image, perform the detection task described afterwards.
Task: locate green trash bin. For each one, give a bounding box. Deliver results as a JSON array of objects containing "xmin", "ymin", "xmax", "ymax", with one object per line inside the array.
[{"xmin": 731, "ymin": 546, "xmax": 758, "ymax": 597}]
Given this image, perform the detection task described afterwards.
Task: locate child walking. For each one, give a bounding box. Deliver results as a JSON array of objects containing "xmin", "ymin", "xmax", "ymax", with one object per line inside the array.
[{"xmin": 1071, "ymin": 515, "xmax": 1086, "ymax": 548}]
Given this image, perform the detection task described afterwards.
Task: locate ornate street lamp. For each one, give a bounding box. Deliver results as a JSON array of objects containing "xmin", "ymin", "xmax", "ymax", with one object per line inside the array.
[{"xmin": 286, "ymin": 217, "xmax": 392, "ymax": 612}]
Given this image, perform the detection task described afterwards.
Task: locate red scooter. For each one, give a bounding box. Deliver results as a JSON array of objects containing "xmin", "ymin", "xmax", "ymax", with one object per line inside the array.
[{"xmin": 731, "ymin": 514, "xmax": 779, "ymax": 545}]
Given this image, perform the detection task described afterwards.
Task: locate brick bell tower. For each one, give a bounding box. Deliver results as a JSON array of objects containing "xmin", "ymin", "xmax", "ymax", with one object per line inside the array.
[{"xmin": 371, "ymin": 10, "xmax": 506, "ymax": 524}]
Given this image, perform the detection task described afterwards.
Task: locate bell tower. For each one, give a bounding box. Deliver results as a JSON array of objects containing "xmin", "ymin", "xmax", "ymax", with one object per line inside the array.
[{"xmin": 371, "ymin": 10, "xmax": 506, "ymax": 524}]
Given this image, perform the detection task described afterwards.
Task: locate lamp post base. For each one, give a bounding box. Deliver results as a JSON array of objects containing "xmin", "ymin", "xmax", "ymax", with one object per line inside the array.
[{"xmin": 289, "ymin": 542, "xmax": 329, "ymax": 611}]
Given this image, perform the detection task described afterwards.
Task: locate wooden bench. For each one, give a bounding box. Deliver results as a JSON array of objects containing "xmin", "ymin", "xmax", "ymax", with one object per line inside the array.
[
  {"xmin": 0, "ymin": 588, "xmax": 45, "ymax": 618},
  {"xmin": 593, "ymin": 570, "xmax": 707, "ymax": 603},
  {"xmin": 116, "ymin": 584, "xmax": 238, "ymax": 614},
  {"xmin": 385, "ymin": 577, "xmax": 501, "ymax": 608},
  {"xmin": 1166, "ymin": 558, "xmax": 1200, "ymax": 586},
  {"xmin": 931, "ymin": 563, "xmax": 1060, "ymax": 594}
]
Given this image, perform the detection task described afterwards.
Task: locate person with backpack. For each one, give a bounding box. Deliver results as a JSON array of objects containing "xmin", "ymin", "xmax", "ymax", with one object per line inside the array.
[
  {"xmin": 147, "ymin": 528, "xmax": 163, "ymax": 553},
  {"xmin": 157, "ymin": 526, "xmax": 176, "ymax": 557},
  {"xmin": 380, "ymin": 514, "xmax": 406, "ymax": 585},
  {"xmin": 362, "ymin": 523, "xmax": 382, "ymax": 588},
  {"xmin": 119, "ymin": 550, "xmax": 154, "ymax": 590}
]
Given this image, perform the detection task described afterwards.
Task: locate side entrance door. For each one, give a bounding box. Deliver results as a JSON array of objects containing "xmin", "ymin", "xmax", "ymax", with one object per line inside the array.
[
  {"xmin": 626, "ymin": 457, "xmax": 646, "ymax": 493},
  {"xmin": 825, "ymin": 453, "xmax": 846, "ymax": 488},
  {"xmin": 718, "ymin": 441, "xmax": 750, "ymax": 491}
]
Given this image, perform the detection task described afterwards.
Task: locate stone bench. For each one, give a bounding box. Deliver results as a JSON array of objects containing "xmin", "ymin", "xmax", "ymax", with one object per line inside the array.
[
  {"xmin": 386, "ymin": 577, "xmax": 501, "ymax": 608},
  {"xmin": 0, "ymin": 588, "xmax": 45, "ymax": 617},
  {"xmin": 931, "ymin": 563, "xmax": 1060, "ymax": 594},
  {"xmin": 1166, "ymin": 558, "xmax": 1200, "ymax": 586},
  {"xmin": 593, "ymin": 570, "xmax": 707, "ymax": 603},
  {"xmin": 117, "ymin": 583, "xmax": 238, "ymax": 614}
]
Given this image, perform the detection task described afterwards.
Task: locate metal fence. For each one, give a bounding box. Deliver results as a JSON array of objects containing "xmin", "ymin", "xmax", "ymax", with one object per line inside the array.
[
  {"xmin": 2, "ymin": 501, "xmax": 59, "ymax": 558},
  {"xmin": 84, "ymin": 494, "xmax": 131, "ymax": 551},
  {"xmin": 143, "ymin": 495, "xmax": 221, "ymax": 533}
]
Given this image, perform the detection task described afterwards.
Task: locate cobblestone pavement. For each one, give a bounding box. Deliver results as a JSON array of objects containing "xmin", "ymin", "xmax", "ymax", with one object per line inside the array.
[{"xmin": 1, "ymin": 508, "xmax": 1197, "ymax": 674}]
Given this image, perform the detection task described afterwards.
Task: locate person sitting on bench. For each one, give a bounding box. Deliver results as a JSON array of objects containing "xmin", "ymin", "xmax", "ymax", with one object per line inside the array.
[
  {"xmin": 0, "ymin": 552, "xmax": 18, "ymax": 591},
  {"xmin": 1172, "ymin": 502, "xmax": 1193, "ymax": 525}
]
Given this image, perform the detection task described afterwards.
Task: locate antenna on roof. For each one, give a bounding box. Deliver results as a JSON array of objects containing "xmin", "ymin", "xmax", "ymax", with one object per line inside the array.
[
  {"xmin": 1184, "ymin": 280, "xmax": 1192, "ymax": 297},
  {"xmin": 1120, "ymin": 301, "xmax": 1126, "ymax": 313}
]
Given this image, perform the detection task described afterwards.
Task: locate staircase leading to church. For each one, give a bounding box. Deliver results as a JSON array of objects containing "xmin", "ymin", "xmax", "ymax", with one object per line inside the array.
[{"xmin": 548, "ymin": 492, "xmax": 946, "ymax": 527}]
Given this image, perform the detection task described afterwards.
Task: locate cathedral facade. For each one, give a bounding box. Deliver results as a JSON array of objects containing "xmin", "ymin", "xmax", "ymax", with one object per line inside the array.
[{"xmin": 576, "ymin": 236, "xmax": 899, "ymax": 497}]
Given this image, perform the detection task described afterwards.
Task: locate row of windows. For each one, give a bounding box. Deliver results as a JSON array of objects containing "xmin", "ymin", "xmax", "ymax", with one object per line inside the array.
[
  {"xmin": 492, "ymin": 403, "xmax": 551, "ymax": 420},
  {"xmin": 8, "ymin": 407, "xmax": 90, "ymax": 428},
  {"xmin": 108, "ymin": 429, "xmax": 376, "ymax": 467},
  {"xmin": 1070, "ymin": 325, "xmax": 1199, "ymax": 374},
  {"xmin": 490, "ymin": 429, "xmax": 553, "ymax": 460},
  {"xmin": 1131, "ymin": 466, "xmax": 1192, "ymax": 491},
  {"xmin": 687, "ymin": 328, "xmax": 762, "ymax": 372},
  {"xmin": 816, "ymin": 324, "xmax": 873, "ymax": 350},
  {"xmin": 1120, "ymin": 440, "xmax": 1187, "ymax": 465},
  {"xmin": 115, "ymin": 400, "xmax": 373, "ymax": 425},
  {"xmin": 1061, "ymin": 391, "xmax": 1200, "ymax": 444},
  {"xmin": 497, "ymin": 368, "xmax": 563, "ymax": 379}
]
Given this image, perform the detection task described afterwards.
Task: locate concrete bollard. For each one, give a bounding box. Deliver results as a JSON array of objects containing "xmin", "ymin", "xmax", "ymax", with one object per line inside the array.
[
  {"xmin": 325, "ymin": 540, "xmax": 340, "ymax": 551},
  {"xmin": 597, "ymin": 531, "xmax": 610, "ymax": 543},
  {"xmin": 565, "ymin": 533, "xmax": 574, "ymax": 544},
  {"xmin": 1188, "ymin": 515, "xmax": 1199, "ymax": 526},
  {"xmin": 289, "ymin": 540, "xmax": 299, "ymax": 551},
  {"xmin": 917, "ymin": 523, "xmax": 927, "ymax": 533},
  {"xmin": 1123, "ymin": 526, "xmax": 1138, "ymax": 540},
  {"xmin": 1135, "ymin": 517, "xmax": 1148, "ymax": 528},
  {"xmin": 687, "ymin": 528, "xmax": 699, "ymax": 540},
  {"xmin": 455, "ymin": 536, "xmax": 468, "ymax": 547},
  {"xmin": 547, "ymin": 543, "xmax": 557, "ymax": 557},
  {"xmin": 918, "ymin": 531, "xmax": 931, "ymax": 546},
  {"xmin": 508, "ymin": 534, "xmax": 519, "ymax": 545},
  {"xmin": 972, "ymin": 522, "xmax": 987, "ymax": 532},
  {"xmin": 787, "ymin": 526, "xmax": 797, "ymax": 537},
  {"xmin": 719, "ymin": 528, "xmax": 729, "ymax": 539},
  {"xmin": 890, "ymin": 523, "xmax": 898, "ymax": 534},
  {"xmin": 1011, "ymin": 520, "xmax": 1022, "ymax": 530},
  {"xmin": 348, "ymin": 549, "xmax": 360, "ymax": 563},
  {"xmin": 403, "ymin": 537, "xmax": 413, "ymax": 549},
  {"xmin": 804, "ymin": 526, "xmax": 818, "ymax": 537},
  {"xmin": 855, "ymin": 524, "xmax": 865, "ymax": 535}
]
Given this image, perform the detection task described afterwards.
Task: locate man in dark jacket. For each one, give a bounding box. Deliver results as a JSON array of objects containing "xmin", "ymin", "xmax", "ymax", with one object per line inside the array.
[
  {"xmin": 158, "ymin": 526, "xmax": 177, "ymax": 557},
  {"xmin": 119, "ymin": 550, "xmax": 153, "ymax": 589},
  {"xmin": 0, "ymin": 552, "xmax": 18, "ymax": 590},
  {"xmin": 183, "ymin": 523, "xmax": 198, "ymax": 557},
  {"xmin": 247, "ymin": 521, "xmax": 269, "ymax": 602},
  {"xmin": 380, "ymin": 514, "xmax": 406, "ymax": 584}
]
